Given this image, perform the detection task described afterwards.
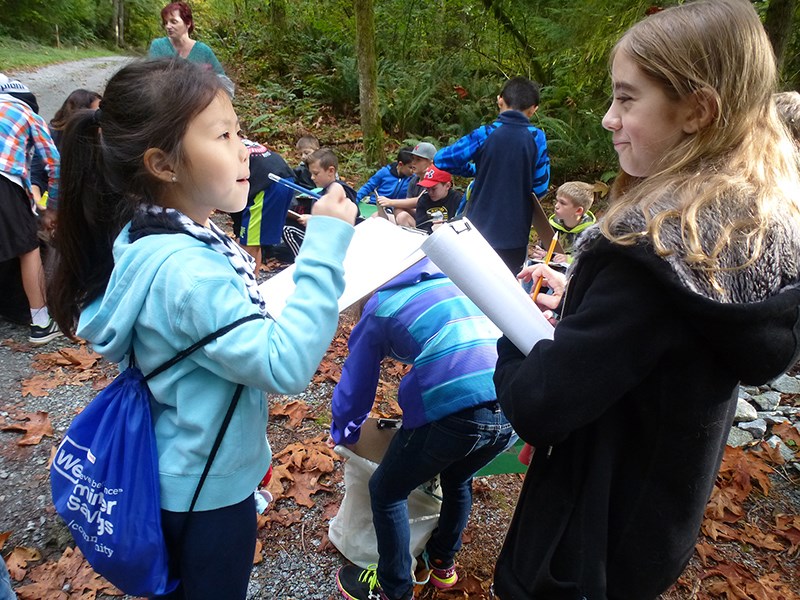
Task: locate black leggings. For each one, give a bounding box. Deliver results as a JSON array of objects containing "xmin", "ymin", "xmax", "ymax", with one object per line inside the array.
[{"xmin": 152, "ymin": 495, "xmax": 256, "ymax": 600}]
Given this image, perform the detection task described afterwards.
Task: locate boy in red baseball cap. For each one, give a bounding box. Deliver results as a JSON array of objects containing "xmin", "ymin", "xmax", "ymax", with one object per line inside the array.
[{"xmin": 414, "ymin": 166, "xmax": 461, "ymax": 233}]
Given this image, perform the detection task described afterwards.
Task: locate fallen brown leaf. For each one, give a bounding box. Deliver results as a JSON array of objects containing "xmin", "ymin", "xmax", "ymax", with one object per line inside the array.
[
  {"xmin": 0, "ymin": 410, "xmax": 54, "ymax": 445},
  {"xmin": 253, "ymin": 538, "xmax": 263, "ymax": 564},
  {"xmin": 271, "ymin": 400, "xmax": 310, "ymax": 429},
  {"xmin": 6, "ymin": 546, "xmax": 41, "ymax": 581},
  {"xmin": 14, "ymin": 546, "xmax": 122, "ymax": 599}
]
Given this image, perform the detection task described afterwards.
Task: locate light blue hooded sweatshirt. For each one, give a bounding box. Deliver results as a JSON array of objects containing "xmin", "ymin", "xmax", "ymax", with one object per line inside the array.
[{"xmin": 77, "ymin": 216, "xmax": 353, "ymax": 512}]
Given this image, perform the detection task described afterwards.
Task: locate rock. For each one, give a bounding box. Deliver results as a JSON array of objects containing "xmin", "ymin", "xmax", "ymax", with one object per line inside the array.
[
  {"xmin": 758, "ymin": 411, "xmax": 789, "ymax": 426},
  {"xmin": 750, "ymin": 391, "xmax": 781, "ymax": 411},
  {"xmin": 770, "ymin": 373, "xmax": 800, "ymax": 394},
  {"xmin": 740, "ymin": 385, "xmax": 760, "ymax": 397},
  {"xmin": 734, "ymin": 398, "xmax": 758, "ymax": 422},
  {"xmin": 727, "ymin": 428, "xmax": 754, "ymax": 447},
  {"xmin": 738, "ymin": 419, "xmax": 767, "ymax": 438},
  {"xmin": 766, "ymin": 435, "xmax": 796, "ymax": 463},
  {"xmin": 737, "ymin": 387, "xmax": 752, "ymax": 402}
]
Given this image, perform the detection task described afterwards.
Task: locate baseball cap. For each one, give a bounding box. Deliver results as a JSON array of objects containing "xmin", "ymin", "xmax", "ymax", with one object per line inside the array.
[
  {"xmin": 418, "ymin": 165, "xmax": 452, "ymax": 187},
  {"xmin": 411, "ymin": 142, "xmax": 437, "ymax": 161},
  {"xmin": 0, "ymin": 74, "xmax": 38, "ymax": 113}
]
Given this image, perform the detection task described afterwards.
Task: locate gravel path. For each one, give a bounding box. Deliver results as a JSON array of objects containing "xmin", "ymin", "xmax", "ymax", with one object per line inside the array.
[{"xmin": 11, "ymin": 56, "xmax": 134, "ymax": 122}]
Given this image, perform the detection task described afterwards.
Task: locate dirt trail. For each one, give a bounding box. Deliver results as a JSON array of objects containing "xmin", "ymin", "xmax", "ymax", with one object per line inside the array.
[{"xmin": 11, "ymin": 56, "xmax": 133, "ymax": 122}]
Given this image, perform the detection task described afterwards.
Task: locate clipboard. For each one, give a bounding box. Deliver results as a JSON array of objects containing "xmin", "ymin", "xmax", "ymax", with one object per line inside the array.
[{"xmin": 531, "ymin": 194, "xmax": 565, "ymax": 254}]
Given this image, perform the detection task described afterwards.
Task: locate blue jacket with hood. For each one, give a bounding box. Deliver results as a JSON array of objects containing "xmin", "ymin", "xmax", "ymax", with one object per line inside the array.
[{"xmin": 77, "ymin": 216, "xmax": 353, "ymax": 512}]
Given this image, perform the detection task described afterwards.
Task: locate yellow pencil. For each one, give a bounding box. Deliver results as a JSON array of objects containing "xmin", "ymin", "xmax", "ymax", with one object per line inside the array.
[{"xmin": 531, "ymin": 233, "xmax": 559, "ymax": 302}]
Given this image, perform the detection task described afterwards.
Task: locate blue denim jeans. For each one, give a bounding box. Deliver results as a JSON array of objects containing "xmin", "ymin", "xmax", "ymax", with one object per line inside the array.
[
  {"xmin": 369, "ymin": 402, "xmax": 514, "ymax": 600},
  {"xmin": 0, "ymin": 556, "xmax": 15, "ymax": 600}
]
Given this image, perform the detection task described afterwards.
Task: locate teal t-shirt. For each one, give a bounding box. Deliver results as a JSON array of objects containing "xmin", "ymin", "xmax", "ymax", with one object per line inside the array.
[{"xmin": 148, "ymin": 37, "xmax": 226, "ymax": 76}]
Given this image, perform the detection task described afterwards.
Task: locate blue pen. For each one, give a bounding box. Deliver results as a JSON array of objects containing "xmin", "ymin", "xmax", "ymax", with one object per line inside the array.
[{"xmin": 267, "ymin": 173, "xmax": 322, "ymax": 199}]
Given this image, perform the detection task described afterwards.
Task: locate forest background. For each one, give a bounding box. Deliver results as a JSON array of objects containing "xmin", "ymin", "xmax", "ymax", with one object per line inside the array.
[{"xmin": 2, "ymin": 0, "xmax": 798, "ymax": 190}]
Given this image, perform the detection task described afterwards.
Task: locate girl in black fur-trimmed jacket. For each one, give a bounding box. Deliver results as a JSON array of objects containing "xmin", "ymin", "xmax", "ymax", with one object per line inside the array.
[{"xmin": 492, "ymin": 2, "xmax": 800, "ymax": 599}]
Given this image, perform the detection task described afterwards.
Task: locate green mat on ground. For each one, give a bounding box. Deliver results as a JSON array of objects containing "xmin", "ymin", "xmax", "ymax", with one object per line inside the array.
[
  {"xmin": 476, "ymin": 438, "xmax": 528, "ymax": 476},
  {"xmin": 359, "ymin": 201, "xmax": 378, "ymax": 218}
]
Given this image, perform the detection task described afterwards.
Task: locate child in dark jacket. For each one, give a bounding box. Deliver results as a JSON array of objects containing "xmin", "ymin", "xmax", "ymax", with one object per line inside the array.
[
  {"xmin": 293, "ymin": 134, "xmax": 319, "ymax": 190},
  {"xmin": 413, "ymin": 166, "xmax": 461, "ymax": 234},
  {"xmin": 434, "ymin": 77, "xmax": 550, "ymax": 273},
  {"xmin": 493, "ymin": 2, "xmax": 800, "ymax": 599},
  {"xmin": 283, "ymin": 147, "xmax": 361, "ymax": 257}
]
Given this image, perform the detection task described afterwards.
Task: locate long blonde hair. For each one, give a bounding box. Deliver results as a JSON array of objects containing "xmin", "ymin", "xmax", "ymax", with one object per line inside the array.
[{"xmin": 600, "ymin": 0, "xmax": 800, "ymax": 271}]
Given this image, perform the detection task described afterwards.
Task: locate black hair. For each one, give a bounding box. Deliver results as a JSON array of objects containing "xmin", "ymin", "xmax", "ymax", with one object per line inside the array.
[
  {"xmin": 49, "ymin": 58, "xmax": 223, "ymax": 337},
  {"xmin": 500, "ymin": 76, "xmax": 540, "ymax": 111},
  {"xmin": 397, "ymin": 146, "xmax": 414, "ymax": 164}
]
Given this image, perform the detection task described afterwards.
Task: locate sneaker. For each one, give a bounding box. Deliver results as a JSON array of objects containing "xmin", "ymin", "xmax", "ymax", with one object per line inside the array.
[
  {"xmin": 430, "ymin": 560, "xmax": 458, "ymax": 590},
  {"xmin": 337, "ymin": 565, "xmax": 387, "ymax": 600},
  {"xmin": 29, "ymin": 318, "xmax": 62, "ymax": 345},
  {"xmin": 336, "ymin": 564, "xmax": 413, "ymax": 600}
]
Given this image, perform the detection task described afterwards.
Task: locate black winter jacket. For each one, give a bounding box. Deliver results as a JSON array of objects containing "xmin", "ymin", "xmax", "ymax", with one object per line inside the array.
[{"xmin": 493, "ymin": 214, "xmax": 800, "ymax": 600}]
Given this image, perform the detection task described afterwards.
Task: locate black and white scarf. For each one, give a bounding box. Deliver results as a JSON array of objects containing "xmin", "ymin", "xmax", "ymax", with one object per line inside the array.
[{"xmin": 129, "ymin": 204, "xmax": 267, "ymax": 315}]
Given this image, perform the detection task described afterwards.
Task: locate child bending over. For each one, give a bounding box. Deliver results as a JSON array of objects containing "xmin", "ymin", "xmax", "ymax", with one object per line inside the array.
[{"xmin": 332, "ymin": 259, "xmax": 514, "ymax": 600}]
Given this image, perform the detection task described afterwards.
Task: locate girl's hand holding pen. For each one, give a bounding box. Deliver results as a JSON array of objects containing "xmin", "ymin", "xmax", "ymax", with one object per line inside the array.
[
  {"xmin": 312, "ymin": 182, "xmax": 358, "ymax": 225},
  {"xmin": 518, "ymin": 263, "xmax": 566, "ymax": 324}
]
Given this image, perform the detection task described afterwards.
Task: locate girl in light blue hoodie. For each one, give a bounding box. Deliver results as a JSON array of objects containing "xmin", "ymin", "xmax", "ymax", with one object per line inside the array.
[{"xmin": 48, "ymin": 59, "xmax": 357, "ymax": 599}]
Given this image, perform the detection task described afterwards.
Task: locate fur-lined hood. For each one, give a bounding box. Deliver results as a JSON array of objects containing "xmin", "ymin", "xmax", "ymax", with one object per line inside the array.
[{"xmin": 571, "ymin": 208, "xmax": 800, "ymax": 385}]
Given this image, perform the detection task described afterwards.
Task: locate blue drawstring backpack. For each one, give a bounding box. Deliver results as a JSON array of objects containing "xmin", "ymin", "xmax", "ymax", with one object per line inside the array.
[{"xmin": 50, "ymin": 314, "xmax": 261, "ymax": 596}]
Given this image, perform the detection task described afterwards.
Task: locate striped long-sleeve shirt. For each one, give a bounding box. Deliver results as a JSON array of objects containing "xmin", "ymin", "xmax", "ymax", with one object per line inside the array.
[
  {"xmin": 330, "ymin": 259, "xmax": 501, "ymax": 445},
  {"xmin": 0, "ymin": 97, "xmax": 60, "ymax": 210}
]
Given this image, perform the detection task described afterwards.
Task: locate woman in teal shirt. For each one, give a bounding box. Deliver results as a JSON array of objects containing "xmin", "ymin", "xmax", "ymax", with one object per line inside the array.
[{"xmin": 149, "ymin": 2, "xmax": 231, "ymax": 90}]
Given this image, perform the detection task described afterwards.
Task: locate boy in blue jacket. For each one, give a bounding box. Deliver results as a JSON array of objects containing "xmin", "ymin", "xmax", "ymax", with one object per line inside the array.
[
  {"xmin": 435, "ymin": 77, "xmax": 550, "ymax": 273},
  {"xmin": 333, "ymin": 259, "xmax": 514, "ymax": 600},
  {"xmin": 356, "ymin": 147, "xmax": 414, "ymax": 204}
]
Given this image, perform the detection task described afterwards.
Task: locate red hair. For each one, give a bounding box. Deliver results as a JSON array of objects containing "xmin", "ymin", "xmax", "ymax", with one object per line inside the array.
[{"xmin": 161, "ymin": 2, "xmax": 194, "ymax": 35}]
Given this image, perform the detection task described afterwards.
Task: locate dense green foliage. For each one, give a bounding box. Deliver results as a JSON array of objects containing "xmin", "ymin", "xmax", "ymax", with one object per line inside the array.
[{"xmin": 1, "ymin": 0, "xmax": 797, "ymax": 187}]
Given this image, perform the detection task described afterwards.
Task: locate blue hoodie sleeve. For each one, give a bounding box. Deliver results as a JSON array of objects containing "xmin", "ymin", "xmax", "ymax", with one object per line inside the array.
[
  {"xmin": 434, "ymin": 125, "xmax": 492, "ymax": 178},
  {"xmin": 330, "ymin": 304, "xmax": 386, "ymax": 445},
  {"xmin": 531, "ymin": 126, "xmax": 550, "ymax": 198},
  {"xmin": 169, "ymin": 216, "xmax": 354, "ymax": 395},
  {"xmin": 356, "ymin": 165, "xmax": 390, "ymax": 202}
]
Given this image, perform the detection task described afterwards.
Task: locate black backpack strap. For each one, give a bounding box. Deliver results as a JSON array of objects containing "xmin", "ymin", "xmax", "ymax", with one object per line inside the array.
[
  {"xmin": 138, "ymin": 312, "xmax": 264, "ymax": 513},
  {"xmin": 143, "ymin": 313, "xmax": 263, "ymax": 381},
  {"xmin": 187, "ymin": 382, "xmax": 245, "ymax": 513}
]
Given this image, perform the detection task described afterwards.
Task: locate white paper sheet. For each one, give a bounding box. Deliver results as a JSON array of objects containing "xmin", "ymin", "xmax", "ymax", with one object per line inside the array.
[
  {"xmin": 421, "ymin": 218, "xmax": 554, "ymax": 354},
  {"xmin": 259, "ymin": 217, "xmax": 427, "ymax": 318}
]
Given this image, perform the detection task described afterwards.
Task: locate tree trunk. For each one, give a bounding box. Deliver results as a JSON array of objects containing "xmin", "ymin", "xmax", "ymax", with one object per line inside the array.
[
  {"xmin": 270, "ymin": 0, "xmax": 288, "ymax": 30},
  {"xmin": 764, "ymin": 0, "xmax": 796, "ymax": 73},
  {"xmin": 112, "ymin": 0, "xmax": 124, "ymax": 47},
  {"xmin": 354, "ymin": 0, "xmax": 384, "ymax": 166}
]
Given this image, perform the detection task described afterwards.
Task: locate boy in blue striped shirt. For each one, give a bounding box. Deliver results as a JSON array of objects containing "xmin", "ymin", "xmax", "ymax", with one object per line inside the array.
[{"xmin": 333, "ymin": 258, "xmax": 514, "ymax": 600}]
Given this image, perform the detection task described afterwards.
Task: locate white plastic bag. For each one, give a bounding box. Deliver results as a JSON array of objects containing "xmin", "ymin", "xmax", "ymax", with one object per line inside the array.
[{"xmin": 328, "ymin": 420, "xmax": 442, "ymax": 568}]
